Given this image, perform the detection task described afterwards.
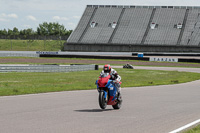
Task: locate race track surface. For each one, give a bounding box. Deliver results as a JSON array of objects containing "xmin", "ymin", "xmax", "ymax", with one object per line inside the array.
[{"xmin": 0, "ymin": 67, "xmax": 200, "ymax": 133}]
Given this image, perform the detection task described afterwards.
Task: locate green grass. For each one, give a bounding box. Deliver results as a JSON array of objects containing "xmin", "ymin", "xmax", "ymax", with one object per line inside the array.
[
  {"xmin": 183, "ymin": 125, "xmax": 200, "ymax": 133},
  {"xmin": 0, "ymin": 39, "xmax": 65, "ymax": 51},
  {"xmin": 0, "ymin": 69, "xmax": 200, "ymax": 96}
]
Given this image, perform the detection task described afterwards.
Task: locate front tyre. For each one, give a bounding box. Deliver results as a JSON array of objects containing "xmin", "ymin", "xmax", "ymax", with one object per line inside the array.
[{"xmin": 99, "ymin": 91, "xmax": 107, "ymax": 109}]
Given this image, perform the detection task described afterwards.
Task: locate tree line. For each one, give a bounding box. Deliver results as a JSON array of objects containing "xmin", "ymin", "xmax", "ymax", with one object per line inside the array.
[{"xmin": 0, "ymin": 22, "xmax": 72, "ymax": 36}]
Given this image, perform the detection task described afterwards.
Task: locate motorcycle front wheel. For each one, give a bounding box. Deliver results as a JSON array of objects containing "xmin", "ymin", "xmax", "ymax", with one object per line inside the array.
[
  {"xmin": 112, "ymin": 94, "xmax": 122, "ymax": 109},
  {"xmin": 99, "ymin": 91, "xmax": 107, "ymax": 109}
]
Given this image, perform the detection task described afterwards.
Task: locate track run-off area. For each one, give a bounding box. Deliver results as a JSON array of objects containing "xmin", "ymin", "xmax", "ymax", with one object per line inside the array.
[{"xmin": 0, "ymin": 66, "xmax": 200, "ymax": 133}]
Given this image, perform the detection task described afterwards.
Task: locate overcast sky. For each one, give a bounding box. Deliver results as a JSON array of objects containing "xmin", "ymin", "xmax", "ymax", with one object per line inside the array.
[{"xmin": 1, "ymin": 0, "xmax": 200, "ymax": 31}]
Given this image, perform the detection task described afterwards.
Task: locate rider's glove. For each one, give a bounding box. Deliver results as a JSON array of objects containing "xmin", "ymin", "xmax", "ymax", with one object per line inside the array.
[{"xmin": 111, "ymin": 75, "xmax": 115, "ymax": 79}]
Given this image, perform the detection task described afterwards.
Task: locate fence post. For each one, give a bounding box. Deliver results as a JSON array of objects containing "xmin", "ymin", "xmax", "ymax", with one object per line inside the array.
[{"xmin": 10, "ymin": 40, "xmax": 12, "ymax": 50}]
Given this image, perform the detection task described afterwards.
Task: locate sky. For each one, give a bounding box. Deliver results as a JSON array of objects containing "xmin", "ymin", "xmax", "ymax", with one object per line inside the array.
[{"xmin": 0, "ymin": 0, "xmax": 200, "ymax": 31}]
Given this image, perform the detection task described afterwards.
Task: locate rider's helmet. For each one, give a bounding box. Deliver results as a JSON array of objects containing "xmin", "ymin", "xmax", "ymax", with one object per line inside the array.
[{"xmin": 103, "ymin": 64, "xmax": 111, "ymax": 73}]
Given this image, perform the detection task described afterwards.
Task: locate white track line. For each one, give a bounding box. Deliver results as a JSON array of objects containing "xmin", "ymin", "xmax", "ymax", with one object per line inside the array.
[{"xmin": 169, "ymin": 119, "xmax": 200, "ymax": 133}]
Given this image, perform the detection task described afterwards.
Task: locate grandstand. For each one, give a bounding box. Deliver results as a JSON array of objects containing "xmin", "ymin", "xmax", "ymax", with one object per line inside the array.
[{"xmin": 64, "ymin": 5, "xmax": 200, "ymax": 52}]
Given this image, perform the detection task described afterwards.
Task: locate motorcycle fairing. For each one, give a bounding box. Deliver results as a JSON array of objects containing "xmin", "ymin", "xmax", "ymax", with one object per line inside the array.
[{"xmin": 105, "ymin": 80, "xmax": 117, "ymax": 105}]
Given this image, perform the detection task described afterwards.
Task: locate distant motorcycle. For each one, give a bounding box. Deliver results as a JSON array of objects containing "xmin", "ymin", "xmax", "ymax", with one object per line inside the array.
[
  {"xmin": 123, "ymin": 64, "xmax": 134, "ymax": 69},
  {"xmin": 96, "ymin": 73, "xmax": 122, "ymax": 109}
]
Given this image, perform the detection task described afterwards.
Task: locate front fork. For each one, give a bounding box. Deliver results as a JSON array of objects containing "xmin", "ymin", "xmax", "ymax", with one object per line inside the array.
[{"xmin": 104, "ymin": 90, "xmax": 108, "ymax": 99}]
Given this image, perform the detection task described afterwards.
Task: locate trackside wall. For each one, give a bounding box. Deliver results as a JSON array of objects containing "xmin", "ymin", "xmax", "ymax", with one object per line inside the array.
[{"xmin": 64, "ymin": 43, "xmax": 200, "ymax": 52}]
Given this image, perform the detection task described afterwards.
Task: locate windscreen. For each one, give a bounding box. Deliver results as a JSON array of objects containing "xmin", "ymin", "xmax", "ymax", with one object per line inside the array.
[{"xmin": 100, "ymin": 72, "xmax": 110, "ymax": 78}]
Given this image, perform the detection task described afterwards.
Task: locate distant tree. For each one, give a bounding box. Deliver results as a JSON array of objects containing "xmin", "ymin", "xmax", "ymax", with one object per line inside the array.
[
  {"xmin": 7, "ymin": 29, "xmax": 13, "ymax": 36},
  {"xmin": 19, "ymin": 29, "xmax": 25, "ymax": 35},
  {"xmin": 36, "ymin": 27, "xmax": 41, "ymax": 35},
  {"xmin": 13, "ymin": 27, "xmax": 19, "ymax": 35},
  {"xmin": 26, "ymin": 28, "xmax": 35, "ymax": 36},
  {"xmin": 65, "ymin": 30, "xmax": 73, "ymax": 36},
  {"xmin": 0, "ymin": 22, "xmax": 72, "ymax": 39},
  {"xmin": 0, "ymin": 30, "xmax": 3, "ymax": 35},
  {"xmin": 20, "ymin": 28, "xmax": 35, "ymax": 36},
  {"xmin": 1, "ymin": 29, "xmax": 8, "ymax": 35},
  {"xmin": 37, "ymin": 22, "xmax": 48, "ymax": 35},
  {"xmin": 37, "ymin": 22, "xmax": 70, "ymax": 36},
  {"xmin": 48, "ymin": 22, "xmax": 54, "ymax": 35}
]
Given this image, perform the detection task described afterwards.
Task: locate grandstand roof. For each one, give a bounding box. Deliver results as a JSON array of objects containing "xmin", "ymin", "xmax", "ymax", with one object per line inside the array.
[{"xmin": 87, "ymin": 5, "xmax": 200, "ymax": 9}]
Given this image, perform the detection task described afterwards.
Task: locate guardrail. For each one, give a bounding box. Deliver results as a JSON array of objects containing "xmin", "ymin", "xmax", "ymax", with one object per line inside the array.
[
  {"xmin": 0, "ymin": 53, "xmax": 39, "ymax": 57},
  {"xmin": 0, "ymin": 64, "xmax": 98, "ymax": 72}
]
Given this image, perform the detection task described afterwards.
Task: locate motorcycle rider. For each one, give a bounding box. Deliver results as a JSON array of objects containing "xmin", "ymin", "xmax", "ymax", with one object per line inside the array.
[{"xmin": 101, "ymin": 64, "xmax": 122, "ymax": 101}]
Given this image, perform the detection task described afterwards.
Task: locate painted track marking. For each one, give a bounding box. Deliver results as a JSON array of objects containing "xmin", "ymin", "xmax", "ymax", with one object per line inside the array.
[{"xmin": 169, "ymin": 119, "xmax": 200, "ymax": 133}]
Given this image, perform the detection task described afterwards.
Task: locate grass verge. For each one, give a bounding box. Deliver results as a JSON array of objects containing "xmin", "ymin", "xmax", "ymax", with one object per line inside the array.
[
  {"xmin": 0, "ymin": 69, "xmax": 200, "ymax": 96},
  {"xmin": 183, "ymin": 125, "xmax": 200, "ymax": 133},
  {"xmin": 0, "ymin": 39, "xmax": 65, "ymax": 51}
]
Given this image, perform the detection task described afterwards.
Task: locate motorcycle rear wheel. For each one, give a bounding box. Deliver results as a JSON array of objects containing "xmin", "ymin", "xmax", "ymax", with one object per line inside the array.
[{"xmin": 99, "ymin": 91, "xmax": 107, "ymax": 109}]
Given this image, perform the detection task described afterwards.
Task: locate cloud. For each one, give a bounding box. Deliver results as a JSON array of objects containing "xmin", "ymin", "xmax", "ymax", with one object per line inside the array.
[
  {"xmin": 26, "ymin": 15, "xmax": 37, "ymax": 21},
  {"xmin": 1, "ymin": 13, "xmax": 18, "ymax": 18},
  {"xmin": 73, "ymin": 16, "xmax": 81, "ymax": 19},
  {"xmin": 23, "ymin": 24, "xmax": 31, "ymax": 28},
  {"xmin": 7, "ymin": 13, "xmax": 18, "ymax": 18},
  {"xmin": 53, "ymin": 16, "xmax": 69, "ymax": 21},
  {"xmin": 0, "ymin": 18, "xmax": 9, "ymax": 22},
  {"xmin": 0, "ymin": 13, "xmax": 6, "ymax": 17},
  {"xmin": 67, "ymin": 22, "xmax": 76, "ymax": 29},
  {"xmin": 0, "ymin": 13, "xmax": 18, "ymax": 21}
]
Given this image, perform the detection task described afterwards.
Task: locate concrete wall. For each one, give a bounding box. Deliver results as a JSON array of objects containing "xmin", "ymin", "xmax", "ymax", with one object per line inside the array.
[{"xmin": 64, "ymin": 43, "xmax": 200, "ymax": 52}]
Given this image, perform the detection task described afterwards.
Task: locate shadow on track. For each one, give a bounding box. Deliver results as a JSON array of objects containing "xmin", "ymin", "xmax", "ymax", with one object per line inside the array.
[{"xmin": 74, "ymin": 109, "xmax": 113, "ymax": 112}]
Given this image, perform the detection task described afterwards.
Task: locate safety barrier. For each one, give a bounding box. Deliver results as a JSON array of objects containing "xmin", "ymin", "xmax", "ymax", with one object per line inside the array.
[
  {"xmin": 0, "ymin": 64, "xmax": 98, "ymax": 72},
  {"xmin": 0, "ymin": 53, "xmax": 39, "ymax": 57}
]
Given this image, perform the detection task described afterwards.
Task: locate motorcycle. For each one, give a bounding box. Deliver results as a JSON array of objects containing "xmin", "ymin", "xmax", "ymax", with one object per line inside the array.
[
  {"xmin": 96, "ymin": 73, "xmax": 122, "ymax": 109},
  {"xmin": 123, "ymin": 63, "xmax": 134, "ymax": 69}
]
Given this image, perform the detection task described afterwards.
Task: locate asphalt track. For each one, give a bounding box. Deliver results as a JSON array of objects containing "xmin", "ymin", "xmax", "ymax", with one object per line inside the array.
[{"xmin": 0, "ymin": 67, "xmax": 200, "ymax": 133}]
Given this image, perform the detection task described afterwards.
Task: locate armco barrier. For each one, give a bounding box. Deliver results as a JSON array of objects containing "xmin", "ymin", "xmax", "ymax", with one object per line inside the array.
[
  {"xmin": 0, "ymin": 64, "xmax": 98, "ymax": 72},
  {"xmin": 0, "ymin": 53, "xmax": 39, "ymax": 57}
]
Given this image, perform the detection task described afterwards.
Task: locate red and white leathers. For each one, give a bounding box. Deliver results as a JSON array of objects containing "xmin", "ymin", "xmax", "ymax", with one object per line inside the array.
[{"xmin": 100, "ymin": 68, "xmax": 121, "ymax": 93}]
